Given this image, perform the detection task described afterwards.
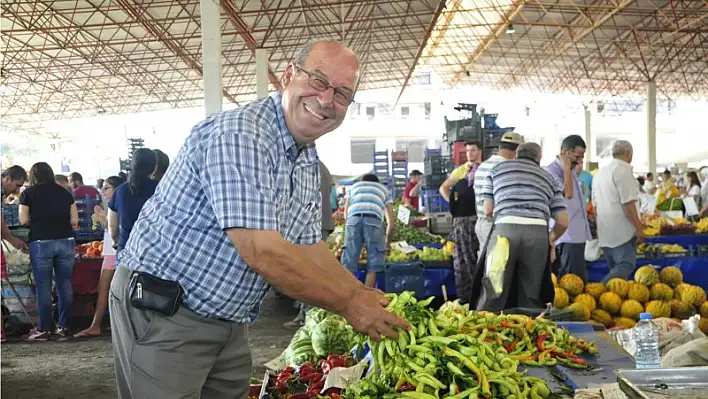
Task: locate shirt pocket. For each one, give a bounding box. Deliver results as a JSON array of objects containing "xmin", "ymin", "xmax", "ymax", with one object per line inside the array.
[{"xmin": 283, "ymin": 190, "xmax": 319, "ymax": 242}]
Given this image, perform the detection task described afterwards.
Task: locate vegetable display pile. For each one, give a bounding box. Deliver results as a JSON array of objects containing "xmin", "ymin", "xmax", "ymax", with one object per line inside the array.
[
  {"xmin": 343, "ymin": 292, "xmax": 598, "ymax": 399},
  {"xmin": 391, "ymin": 220, "xmax": 445, "ymax": 244},
  {"xmin": 268, "ymin": 355, "xmax": 351, "ymax": 399}
]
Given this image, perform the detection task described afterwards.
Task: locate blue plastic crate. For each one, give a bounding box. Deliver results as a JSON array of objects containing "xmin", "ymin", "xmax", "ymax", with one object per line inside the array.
[
  {"xmin": 2, "ymin": 204, "xmax": 20, "ymax": 227},
  {"xmin": 424, "ymin": 148, "xmax": 442, "ymax": 155},
  {"xmin": 423, "ymin": 192, "xmax": 449, "ymax": 213},
  {"xmin": 384, "ymin": 261, "xmax": 425, "ymax": 299}
]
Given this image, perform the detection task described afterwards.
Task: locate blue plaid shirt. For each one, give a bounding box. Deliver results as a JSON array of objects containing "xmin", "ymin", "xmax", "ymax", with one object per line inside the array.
[{"xmin": 119, "ymin": 93, "xmax": 322, "ymax": 322}]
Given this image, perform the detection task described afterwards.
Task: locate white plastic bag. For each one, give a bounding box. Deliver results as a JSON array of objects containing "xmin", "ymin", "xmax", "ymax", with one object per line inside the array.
[{"xmin": 584, "ymin": 239, "xmax": 601, "ymax": 262}]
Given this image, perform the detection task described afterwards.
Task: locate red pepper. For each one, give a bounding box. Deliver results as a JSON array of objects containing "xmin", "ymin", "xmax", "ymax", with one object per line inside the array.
[
  {"xmin": 398, "ymin": 382, "xmax": 415, "ymax": 392},
  {"xmin": 536, "ymin": 333, "xmax": 548, "ymax": 351},
  {"xmin": 326, "ymin": 355, "xmax": 349, "ymax": 368},
  {"xmin": 282, "ymin": 366, "xmax": 295, "ymax": 374},
  {"xmin": 500, "ymin": 322, "xmax": 510, "ymax": 328},
  {"xmin": 503, "ymin": 342, "xmax": 516, "ymax": 353},
  {"xmin": 486, "ymin": 327, "xmax": 497, "ymax": 332},
  {"xmin": 320, "ymin": 361, "xmax": 333, "ymax": 375},
  {"xmin": 573, "ymin": 358, "xmax": 587, "ymax": 365},
  {"xmin": 323, "ymin": 387, "xmax": 342, "ymax": 397},
  {"xmin": 289, "ymin": 393, "xmax": 316, "ymax": 399},
  {"xmin": 299, "ymin": 372, "xmax": 323, "ymax": 382},
  {"xmin": 328, "ymin": 394, "xmax": 342, "ymax": 399},
  {"xmin": 308, "ymin": 379, "xmax": 325, "ymax": 393}
]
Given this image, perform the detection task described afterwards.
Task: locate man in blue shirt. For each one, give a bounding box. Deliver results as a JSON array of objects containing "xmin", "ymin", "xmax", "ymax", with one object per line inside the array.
[
  {"xmin": 108, "ymin": 40, "xmax": 408, "ymax": 398},
  {"xmin": 341, "ymin": 174, "xmax": 395, "ymax": 288}
]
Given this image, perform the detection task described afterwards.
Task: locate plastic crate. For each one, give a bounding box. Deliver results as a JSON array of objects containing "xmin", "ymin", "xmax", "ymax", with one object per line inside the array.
[
  {"xmin": 427, "ymin": 212, "xmax": 453, "ymax": 234},
  {"xmin": 391, "ymin": 151, "xmax": 408, "ymax": 161},
  {"xmin": 424, "ymin": 148, "xmax": 442, "ymax": 155},
  {"xmin": 451, "ymin": 141, "xmax": 467, "ymax": 166},
  {"xmin": 384, "ymin": 261, "xmax": 425, "ymax": 299},
  {"xmin": 422, "ymin": 173, "xmax": 446, "ymax": 189},
  {"xmin": 422, "ymin": 192, "xmax": 449, "ymax": 213},
  {"xmin": 448, "ymin": 124, "xmax": 482, "ymax": 143},
  {"xmin": 424, "ymin": 155, "xmax": 452, "ymax": 175},
  {"xmin": 2, "ymin": 204, "xmax": 20, "ymax": 227},
  {"xmin": 483, "ymin": 128, "xmax": 516, "ymax": 147},
  {"xmin": 483, "ymin": 113, "xmax": 499, "ymax": 129}
]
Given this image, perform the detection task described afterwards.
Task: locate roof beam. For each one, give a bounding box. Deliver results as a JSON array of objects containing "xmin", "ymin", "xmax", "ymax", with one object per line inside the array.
[
  {"xmin": 393, "ymin": 0, "xmax": 447, "ymax": 107},
  {"xmin": 220, "ymin": 0, "xmax": 283, "ymax": 91},
  {"xmin": 114, "ymin": 0, "xmax": 240, "ymax": 105},
  {"xmin": 449, "ymin": 0, "xmax": 528, "ymax": 86}
]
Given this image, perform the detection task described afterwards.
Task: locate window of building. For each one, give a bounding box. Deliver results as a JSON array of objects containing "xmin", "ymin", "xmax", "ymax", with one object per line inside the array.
[
  {"xmin": 349, "ymin": 103, "xmax": 360, "ymax": 118},
  {"xmin": 400, "ymin": 106, "xmax": 410, "ymax": 118},
  {"xmin": 424, "ymin": 102, "xmax": 431, "ymax": 119},
  {"xmin": 350, "ymin": 139, "xmax": 376, "ymax": 164},
  {"xmin": 412, "ymin": 72, "xmax": 431, "ymax": 85},
  {"xmin": 395, "ymin": 139, "xmax": 427, "ymax": 163},
  {"xmin": 365, "ymin": 106, "xmax": 376, "ymax": 120}
]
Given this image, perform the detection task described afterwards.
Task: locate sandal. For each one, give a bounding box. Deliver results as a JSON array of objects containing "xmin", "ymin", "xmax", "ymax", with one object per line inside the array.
[{"xmin": 73, "ymin": 330, "xmax": 102, "ymax": 339}]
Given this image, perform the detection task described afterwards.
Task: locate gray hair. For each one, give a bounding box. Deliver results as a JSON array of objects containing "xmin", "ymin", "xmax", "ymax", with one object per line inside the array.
[
  {"xmin": 292, "ymin": 41, "xmax": 319, "ymax": 66},
  {"xmin": 516, "ymin": 142, "xmax": 542, "ymax": 164},
  {"xmin": 612, "ymin": 140, "xmax": 633, "ymax": 158}
]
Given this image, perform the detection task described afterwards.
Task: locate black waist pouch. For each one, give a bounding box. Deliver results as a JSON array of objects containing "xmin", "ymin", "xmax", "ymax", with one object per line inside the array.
[{"xmin": 129, "ymin": 271, "xmax": 182, "ymax": 316}]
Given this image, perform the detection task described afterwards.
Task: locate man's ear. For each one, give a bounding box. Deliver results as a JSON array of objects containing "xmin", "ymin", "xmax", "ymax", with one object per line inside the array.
[{"xmin": 281, "ymin": 63, "xmax": 296, "ymax": 88}]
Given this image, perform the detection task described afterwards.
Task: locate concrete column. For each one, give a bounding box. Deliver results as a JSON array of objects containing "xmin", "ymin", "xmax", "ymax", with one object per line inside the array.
[
  {"xmin": 200, "ymin": 0, "xmax": 222, "ymax": 117},
  {"xmin": 646, "ymin": 81, "xmax": 657, "ymax": 177},
  {"xmin": 255, "ymin": 48, "xmax": 269, "ymax": 99},
  {"xmin": 584, "ymin": 106, "xmax": 592, "ymax": 169}
]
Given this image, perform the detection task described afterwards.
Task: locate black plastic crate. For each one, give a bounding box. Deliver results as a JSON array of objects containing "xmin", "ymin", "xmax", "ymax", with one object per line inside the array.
[
  {"xmin": 422, "ymin": 173, "xmax": 447, "ymax": 189},
  {"xmin": 482, "ymin": 128, "xmax": 516, "ymax": 147},
  {"xmin": 448, "ymin": 124, "xmax": 482, "ymax": 143},
  {"xmin": 424, "ymin": 155, "xmax": 453, "ymax": 175}
]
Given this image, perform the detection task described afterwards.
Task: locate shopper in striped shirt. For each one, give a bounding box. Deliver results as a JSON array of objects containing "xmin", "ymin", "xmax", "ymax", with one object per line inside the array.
[
  {"xmin": 473, "ymin": 132, "xmax": 524, "ymax": 253},
  {"xmin": 473, "ymin": 142, "xmax": 569, "ymax": 311},
  {"xmin": 341, "ymin": 174, "xmax": 395, "ymax": 287}
]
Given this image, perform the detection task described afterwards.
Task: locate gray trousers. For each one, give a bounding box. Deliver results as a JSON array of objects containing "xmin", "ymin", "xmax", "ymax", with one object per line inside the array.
[
  {"xmin": 476, "ymin": 223, "xmax": 549, "ymax": 312},
  {"xmin": 109, "ymin": 266, "xmax": 252, "ymax": 399},
  {"xmin": 555, "ymin": 242, "xmax": 587, "ymax": 283},
  {"xmin": 475, "ymin": 217, "xmax": 493, "ymax": 258}
]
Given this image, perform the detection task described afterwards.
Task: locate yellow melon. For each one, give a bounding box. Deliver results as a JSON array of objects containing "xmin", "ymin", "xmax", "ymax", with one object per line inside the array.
[
  {"xmin": 699, "ymin": 318, "xmax": 708, "ymax": 335},
  {"xmin": 591, "ymin": 309, "xmax": 613, "ymax": 328},
  {"xmin": 567, "ymin": 302, "xmax": 591, "ymax": 321},
  {"xmin": 680, "ymin": 285, "xmax": 707, "ymax": 307},
  {"xmin": 700, "ymin": 301, "xmax": 708, "ymax": 318},
  {"xmin": 598, "ymin": 291, "xmax": 622, "ymax": 315},
  {"xmin": 627, "ymin": 282, "xmax": 650, "ymax": 304},
  {"xmin": 585, "ymin": 282, "xmax": 605, "ymax": 299},
  {"xmin": 606, "ymin": 278, "xmax": 629, "ymax": 299},
  {"xmin": 650, "ymin": 283, "xmax": 674, "ymax": 301},
  {"xmin": 659, "ymin": 266, "xmax": 683, "ymax": 288},
  {"xmin": 669, "ymin": 299, "xmax": 694, "ymax": 320},
  {"xmin": 553, "ymin": 288, "xmax": 570, "ymax": 309},
  {"xmin": 551, "ymin": 273, "xmax": 558, "ymax": 287},
  {"xmin": 645, "ymin": 300, "xmax": 671, "ymax": 319},
  {"xmin": 559, "ymin": 274, "xmax": 584, "ymax": 296},
  {"xmin": 674, "ymin": 283, "xmax": 690, "ymax": 299},
  {"xmin": 634, "ymin": 266, "xmax": 660, "ymax": 286},
  {"xmin": 613, "ymin": 317, "xmax": 637, "ymax": 329},
  {"xmin": 574, "ymin": 294, "xmax": 597, "ymax": 312},
  {"xmin": 619, "ymin": 299, "xmax": 644, "ymax": 320}
]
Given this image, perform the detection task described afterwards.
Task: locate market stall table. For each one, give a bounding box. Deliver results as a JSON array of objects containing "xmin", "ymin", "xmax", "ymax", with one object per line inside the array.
[{"xmin": 645, "ymin": 234, "xmax": 708, "ymax": 247}]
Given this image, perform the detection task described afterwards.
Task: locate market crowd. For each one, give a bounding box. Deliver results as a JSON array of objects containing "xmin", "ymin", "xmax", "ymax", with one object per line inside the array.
[
  {"xmin": 1, "ymin": 38, "xmax": 707, "ymax": 399},
  {"xmin": 0, "ymin": 148, "xmax": 170, "ymax": 342}
]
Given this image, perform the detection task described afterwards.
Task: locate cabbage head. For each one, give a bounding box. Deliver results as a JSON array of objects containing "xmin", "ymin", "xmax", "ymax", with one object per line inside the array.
[{"xmin": 311, "ymin": 315, "xmax": 349, "ymax": 357}]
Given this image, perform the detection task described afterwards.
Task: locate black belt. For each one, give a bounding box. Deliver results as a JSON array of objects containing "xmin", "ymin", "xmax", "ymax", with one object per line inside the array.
[{"xmin": 351, "ymin": 213, "xmax": 381, "ymax": 220}]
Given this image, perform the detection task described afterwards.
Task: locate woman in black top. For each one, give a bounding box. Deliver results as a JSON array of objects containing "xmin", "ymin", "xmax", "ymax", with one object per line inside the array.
[{"xmin": 19, "ymin": 162, "xmax": 78, "ymax": 341}]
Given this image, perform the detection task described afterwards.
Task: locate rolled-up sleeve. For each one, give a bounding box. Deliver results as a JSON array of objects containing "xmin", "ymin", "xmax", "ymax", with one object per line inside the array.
[{"xmin": 201, "ymin": 132, "xmax": 278, "ymax": 231}]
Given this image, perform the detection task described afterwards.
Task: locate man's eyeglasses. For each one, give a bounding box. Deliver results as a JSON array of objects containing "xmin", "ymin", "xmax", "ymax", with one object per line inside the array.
[{"xmin": 295, "ymin": 65, "xmax": 354, "ymax": 106}]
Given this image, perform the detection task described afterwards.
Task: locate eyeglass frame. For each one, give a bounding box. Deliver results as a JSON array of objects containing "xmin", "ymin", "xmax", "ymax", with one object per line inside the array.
[{"xmin": 293, "ymin": 65, "xmax": 355, "ymax": 106}]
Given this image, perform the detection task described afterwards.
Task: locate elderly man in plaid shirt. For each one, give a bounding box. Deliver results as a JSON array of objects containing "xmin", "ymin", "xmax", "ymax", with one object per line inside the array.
[{"xmin": 108, "ymin": 40, "xmax": 409, "ymax": 399}]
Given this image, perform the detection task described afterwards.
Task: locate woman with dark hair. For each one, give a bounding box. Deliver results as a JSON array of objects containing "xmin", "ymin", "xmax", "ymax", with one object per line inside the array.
[
  {"xmin": 685, "ymin": 171, "xmax": 702, "ymax": 209},
  {"xmin": 18, "ymin": 162, "xmax": 78, "ymax": 341},
  {"xmin": 151, "ymin": 149, "xmax": 170, "ymax": 182},
  {"xmin": 108, "ymin": 149, "xmax": 157, "ymax": 255},
  {"xmin": 74, "ymin": 175, "xmax": 123, "ymax": 338}
]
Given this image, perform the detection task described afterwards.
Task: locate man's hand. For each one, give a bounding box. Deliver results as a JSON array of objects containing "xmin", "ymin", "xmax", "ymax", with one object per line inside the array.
[
  {"xmin": 560, "ymin": 150, "xmax": 573, "ymax": 171},
  {"xmin": 8, "ymin": 236, "xmax": 27, "ymax": 251},
  {"xmin": 635, "ymin": 227, "xmax": 645, "ymax": 244},
  {"xmin": 342, "ymin": 287, "xmax": 410, "ymax": 341}
]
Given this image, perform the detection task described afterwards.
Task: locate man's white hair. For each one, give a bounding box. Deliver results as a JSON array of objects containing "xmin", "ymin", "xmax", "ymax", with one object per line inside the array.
[{"xmin": 612, "ymin": 140, "xmax": 633, "ymax": 158}]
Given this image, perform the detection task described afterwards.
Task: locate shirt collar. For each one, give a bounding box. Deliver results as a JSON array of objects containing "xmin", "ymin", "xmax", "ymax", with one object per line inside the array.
[
  {"xmin": 270, "ymin": 92, "xmax": 318, "ymax": 164},
  {"xmin": 611, "ymin": 158, "xmax": 632, "ymax": 169}
]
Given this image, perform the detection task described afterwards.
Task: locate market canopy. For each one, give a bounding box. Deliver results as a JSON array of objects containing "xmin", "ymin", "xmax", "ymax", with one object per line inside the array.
[{"xmin": 2, "ymin": 0, "xmax": 706, "ymax": 132}]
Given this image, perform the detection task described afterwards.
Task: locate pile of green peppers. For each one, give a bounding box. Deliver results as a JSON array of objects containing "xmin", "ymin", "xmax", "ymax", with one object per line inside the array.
[{"xmin": 344, "ymin": 293, "xmax": 573, "ymax": 399}]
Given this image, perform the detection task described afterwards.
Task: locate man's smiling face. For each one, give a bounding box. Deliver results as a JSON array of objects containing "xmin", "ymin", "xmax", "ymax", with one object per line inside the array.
[{"xmin": 280, "ymin": 42, "xmax": 359, "ymax": 144}]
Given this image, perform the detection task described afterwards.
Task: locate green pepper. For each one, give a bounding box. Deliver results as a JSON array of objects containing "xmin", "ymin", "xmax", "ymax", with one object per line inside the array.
[
  {"xmin": 402, "ymin": 391, "xmax": 437, "ymax": 399},
  {"xmin": 446, "ymin": 362, "xmax": 466, "ymax": 376}
]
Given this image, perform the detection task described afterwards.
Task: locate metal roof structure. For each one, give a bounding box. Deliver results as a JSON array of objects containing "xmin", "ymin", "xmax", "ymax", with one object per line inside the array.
[
  {"xmin": 423, "ymin": 0, "xmax": 707, "ymax": 99},
  {"xmin": 2, "ymin": 0, "xmax": 706, "ymax": 131}
]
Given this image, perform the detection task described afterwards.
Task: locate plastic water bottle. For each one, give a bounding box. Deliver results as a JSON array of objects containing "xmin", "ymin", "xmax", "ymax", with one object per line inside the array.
[{"xmin": 633, "ymin": 312, "xmax": 660, "ymax": 369}]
